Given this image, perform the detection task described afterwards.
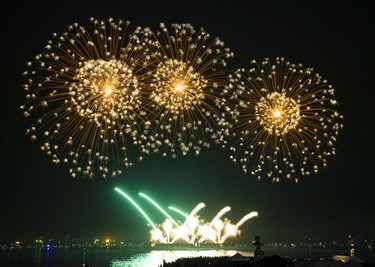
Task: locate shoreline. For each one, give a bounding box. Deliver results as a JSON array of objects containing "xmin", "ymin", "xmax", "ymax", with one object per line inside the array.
[{"xmin": 160, "ymin": 254, "xmax": 375, "ymax": 267}]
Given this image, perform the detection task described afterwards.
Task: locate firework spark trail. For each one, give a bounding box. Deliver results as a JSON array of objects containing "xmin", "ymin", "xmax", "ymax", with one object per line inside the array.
[
  {"xmin": 139, "ymin": 192, "xmax": 179, "ymax": 227},
  {"xmin": 114, "ymin": 188, "xmax": 158, "ymax": 230},
  {"xmin": 187, "ymin": 202, "xmax": 206, "ymax": 219},
  {"xmin": 21, "ymin": 18, "xmax": 153, "ymax": 178},
  {"xmin": 219, "ymin": 212, "xmax": 258, "ymax": 243},
  {"xmin": 198, "ymin": 206, "xmax": 231, "ymax": 243},
  {"xmin": 176, "ymin": 203, "xmax": 205, "ymax": 244},
  {"xmin": 210, "ymin": 206, "xmax": 231, "ymax": 226},
  {"xmin": 226, "ymin": 57, "xmax": 343, "ymax": 183},
  {"xmin": 167, "ymin": 203, "xmax": 205, "ymax": 244},
  {"xmin": 234, "ymin": 211, "xmax": 258, "ymax": 228},
  {"xmin": 168, "ymin": 206, "xmax": 188, "ymax": 218},
  {"xmin": 140, "ymin": 23, "xmax": 234, "ymax": 158}
]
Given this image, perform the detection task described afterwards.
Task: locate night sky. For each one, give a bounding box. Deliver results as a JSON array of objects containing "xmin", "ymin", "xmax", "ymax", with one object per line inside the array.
[{"xmin": 0, "ymin": 0, "xmax": 374, "ymax": 243}]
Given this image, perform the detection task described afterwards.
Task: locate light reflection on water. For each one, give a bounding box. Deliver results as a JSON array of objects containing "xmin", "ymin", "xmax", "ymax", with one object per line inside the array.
[
  {"xmin": 111, "ymin": 250, "xmax": 254, "ymax": 267},
  {"xmin": 2, "ymin": 246, "xmax": 373, "ymax": 267}
]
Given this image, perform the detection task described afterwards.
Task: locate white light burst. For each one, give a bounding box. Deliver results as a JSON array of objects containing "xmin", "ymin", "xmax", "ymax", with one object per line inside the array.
[{"xmin": 150, "ymin": 204, "xmax": 258, "ymax": 245}]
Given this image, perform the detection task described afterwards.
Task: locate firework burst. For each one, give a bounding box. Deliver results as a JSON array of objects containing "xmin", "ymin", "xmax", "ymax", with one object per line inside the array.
[
  {"xmin": 21, "ymin": 18, "xmax": 152, "ymax": 178},
  {"xmin": 227, "ymin": 57, "xmax": 343, "ymax": 183},
  {"xmin": 141, "ymin": 23, "xmax": 234, "ymax": 158}
]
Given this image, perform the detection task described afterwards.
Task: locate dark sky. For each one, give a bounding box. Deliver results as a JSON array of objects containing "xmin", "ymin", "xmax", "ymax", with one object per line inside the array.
[{"xmin": 0, "ymin": 0, "xmax": 374, "ymax": 243}]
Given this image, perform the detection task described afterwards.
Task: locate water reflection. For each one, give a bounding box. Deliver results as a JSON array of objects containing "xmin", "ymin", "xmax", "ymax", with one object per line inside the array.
[
  {"xmin": 82, "ymin": 248, "xmax": 87, "ymax": 265},
  {"xmin": 5, "ymin": 246, "xmax": 371, "ymax": 267},
  {"xmin": 9, "ymin": 248, "xmax": 19, "ymax": 267},
  {"xmin": 33, "ymin": 247, "xmax": 42, "ymax": 267},
  {"xmin": 111, "ymin": 250, "xmax": 253, "ymax": 267},
  {"xmin": 45, "ymin": 247, "xmax": 50, "ymax": 267},
  {"xmin": 63, "ymin": 247, "xmax": 70, "ymax": 266}
]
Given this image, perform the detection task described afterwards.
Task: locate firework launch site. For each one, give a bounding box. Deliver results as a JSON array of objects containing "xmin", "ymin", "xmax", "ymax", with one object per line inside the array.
[{"xmin": 115, "ymin": 187, "xmax": 259, "ymax": 247}]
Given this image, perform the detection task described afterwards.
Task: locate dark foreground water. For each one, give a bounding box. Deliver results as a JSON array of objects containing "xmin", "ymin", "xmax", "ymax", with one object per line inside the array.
[
  {"xmin": 1, "ymin": 246, "xmax": 374, "ymax": 267},
  {"xmin": 2, "ymin": 248, "xmax": 251, "ymax": 267}
]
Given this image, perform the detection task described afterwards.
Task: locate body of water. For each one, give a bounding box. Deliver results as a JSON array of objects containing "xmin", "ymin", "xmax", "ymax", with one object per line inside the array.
[
  {"xmin": 1, "ymin": 246, "xmax": 373, "ymax": 267},
  {"xmin": 1, "ymin": 247, "xmax": 251, "ymax": 267}
]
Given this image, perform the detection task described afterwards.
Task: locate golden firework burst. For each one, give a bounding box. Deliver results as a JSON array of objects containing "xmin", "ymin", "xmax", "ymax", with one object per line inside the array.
[
  {"xmin": 227, "ymin": 57, "xmax": 343, "ymax": 183},
  {"xmin": 21, "ymin": 18, "xmax": 152, "ymax": 178},
  {"xmin": 140, "ymin": 23, "xmax": 234, "ymax": 158}
]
